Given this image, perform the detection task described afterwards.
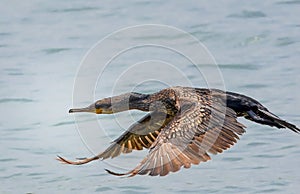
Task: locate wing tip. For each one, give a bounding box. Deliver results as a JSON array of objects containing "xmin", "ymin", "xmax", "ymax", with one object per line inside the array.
[{"xmin": 105, "ymin": 168, "xmax": 134, "ymax": 177}]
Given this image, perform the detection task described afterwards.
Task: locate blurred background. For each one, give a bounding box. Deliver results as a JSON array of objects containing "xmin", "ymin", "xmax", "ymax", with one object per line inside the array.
[{"xmin": 0, "ymin": 0, "xmax": 299, "ymax": 193}]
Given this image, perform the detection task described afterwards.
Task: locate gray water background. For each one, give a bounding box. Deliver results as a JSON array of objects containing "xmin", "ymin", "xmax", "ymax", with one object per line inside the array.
[{"xmin": 1, "ymin": 0, "xmax": 300, "ymax": 193}]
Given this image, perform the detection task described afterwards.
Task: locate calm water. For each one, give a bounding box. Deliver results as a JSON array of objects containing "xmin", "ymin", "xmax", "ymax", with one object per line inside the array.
[{"xmin": 1, "ymin": 0, "xmax": 300, "ymax": 193}]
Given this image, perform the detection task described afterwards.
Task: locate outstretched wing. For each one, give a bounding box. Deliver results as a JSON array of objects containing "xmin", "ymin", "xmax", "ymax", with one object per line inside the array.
[
  {"xmin": 57, "ymin": 111, "xmax": 174, "ymax": 165},
  {"xmin": 106, "ymin": 98, "xmax": 246, "ymax": 177},
  {"xmin": 98, "ymin": 111, "xmax": 174, "ymax": 159}
]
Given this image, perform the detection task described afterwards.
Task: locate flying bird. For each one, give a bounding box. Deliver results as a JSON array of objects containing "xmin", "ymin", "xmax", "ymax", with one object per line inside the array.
[{"xmin": 57, "ymin": 86, "xmax": 299, "ymax": 177}]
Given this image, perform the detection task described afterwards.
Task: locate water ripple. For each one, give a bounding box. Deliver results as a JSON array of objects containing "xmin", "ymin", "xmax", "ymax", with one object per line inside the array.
[
  {"xmin": 5, "ymin": 127, "xmax": 31, "ymax": 132},
  {"xmin": 253, "ymin": 154, "xmax": 284, "ymax": 158},
  {"xmin": 241, "ymin": 83, "xmax": 268, "ymax": 89},
  {"xmin": 0, "ymin": 44, "xmax": 8, "ymax": 48},
  {"xmin": 1, "ymin": 173, "xmax": 22, "ymax": 179},
  {"xmin": 15, "ymin": 165, "xmax": 34, "ymax": 169},
  {"xmin": 277, "ymin": 0, "xmax": 300, "ymax": 5},
  {"xmin": 218, "ymin": 64, "xmax": 260, "ymax": 70},
  {"xmin": 0, "ymin": 98, "xmax": 34, "ymax": 103},
  {"xmin": 252, "ymin": 166, "xmax": 267, "ymax": 170},
  {"xmin": 95, "ymin": 187, "xmax": 113, "ymax": 192},
  {"xmin": 50, "ymin": 7, "xmax": 100, "ymax": 13},
  {"xmin": 42, "ymin": 48, "xmax": 72, "ymax": 54},
  {"xmin": 52, "ymin": 120, "xmax": 75, "ymax": 127},
  {"xmin": 0, "ymin": 32, "xmax": 12, "ymax": 36},
  {"xmin": 259, "ymin": 188, "xmax": 281, "ymax": 193},
  {"xmin": 28, "ymin": 172, "xmax": 49, "ymax": 177},
  {"xmin": 2, "ymin": 68, "xmax": 25, "ymax": 76},
  {"xmin": 43, "ymin": 176, "xmax": 71, "ymax": 183},
  {"xmin": 0, "ymin": 158, "xmax": 17, "ymax": 162},
  {"xmin": 228, "ymin": 10, "xmax": 266, "ymax": 18},
  {"xmin": 222, "ymin": 157, "xmax": 243, "ymax": 162},
  {"xmin": 276, "ymin": 37, "xmax": 296, "ymax": 46},
  {"xmin": 280, "ymin": 144, "xmax": 296, "ymax": 150}
]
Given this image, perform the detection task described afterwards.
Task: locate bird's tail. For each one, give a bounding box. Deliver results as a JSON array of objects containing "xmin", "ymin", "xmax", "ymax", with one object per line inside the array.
[
  {"xmin": 245, "ymin": 108, "xmax": 300, "ymax": 133},
  {"xmin": 225, "ymin": 91, "xmax": 299, "ymax": 134}
]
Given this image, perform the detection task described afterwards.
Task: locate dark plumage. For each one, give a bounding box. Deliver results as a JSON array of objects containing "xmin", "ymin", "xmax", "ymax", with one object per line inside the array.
[{"xmin": 57, "ymin": 86, "xmax": 299, "ymax": 177}]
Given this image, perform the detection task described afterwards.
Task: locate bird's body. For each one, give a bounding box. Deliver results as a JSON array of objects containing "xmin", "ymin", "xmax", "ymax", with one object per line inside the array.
[{"xmin": 58, "ymin": 86, "xmax": 299, "ymax": 177}]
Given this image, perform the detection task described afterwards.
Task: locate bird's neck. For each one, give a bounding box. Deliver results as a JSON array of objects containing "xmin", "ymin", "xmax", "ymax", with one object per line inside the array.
[
  {"xmin": 130, "ymin": 91, "xmax": 177, "ymax": 115},
  {"xmin": 128, "ymin": 93, "xmax": 151, "ymax": 111},
  {"xmin": 110, "ymin": 91, "xmax": 176, "ymax": 114}
]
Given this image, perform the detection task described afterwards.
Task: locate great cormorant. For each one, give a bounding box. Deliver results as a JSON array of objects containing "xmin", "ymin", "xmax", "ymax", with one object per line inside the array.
[{"xmin": 57, "ymin": 86, "xmax": 299, "ymax": 177}]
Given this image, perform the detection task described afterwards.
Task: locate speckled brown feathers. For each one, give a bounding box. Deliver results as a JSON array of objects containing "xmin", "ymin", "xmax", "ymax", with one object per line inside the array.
[
  {"xmin": 98, "ymin": 112, "xmax": 174, "ymax": 160},
  {"xmin": 106, "ymin": 91, "xmax": 246, "ymax": 177}
]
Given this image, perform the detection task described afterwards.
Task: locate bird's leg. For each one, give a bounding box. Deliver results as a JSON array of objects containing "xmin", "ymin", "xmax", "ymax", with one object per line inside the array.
[{"xmin": 56, "ymin": 155, "xmax": 100, "ymax": 165}]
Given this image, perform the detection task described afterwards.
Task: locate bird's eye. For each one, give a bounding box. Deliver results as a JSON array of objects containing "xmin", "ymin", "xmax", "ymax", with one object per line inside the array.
[
  {"xmin": 95, "ymin": 102, "xmax": 111, "ymax": 110},
  {"xmin": 95, "ymin": 103, "xmax": 101, "ymax": 109}
]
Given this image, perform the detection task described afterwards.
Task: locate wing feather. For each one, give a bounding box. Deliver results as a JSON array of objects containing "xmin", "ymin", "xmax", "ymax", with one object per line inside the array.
[
  {"xmin": 106, "ymin": 97, "xmax": 246, "ymax": 177},
  {"xmin": 98, "ymin": 111, "xmax": 174, "ymax": 159},
  {"xmin": 57, "ymin": 111, "xmax": 174, "ymax": 165}
]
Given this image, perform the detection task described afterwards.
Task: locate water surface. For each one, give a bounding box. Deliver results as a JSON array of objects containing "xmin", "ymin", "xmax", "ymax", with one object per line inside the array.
[{"xmin": 1, "ymin": 0, "xmax": 300, "ymax": 193}]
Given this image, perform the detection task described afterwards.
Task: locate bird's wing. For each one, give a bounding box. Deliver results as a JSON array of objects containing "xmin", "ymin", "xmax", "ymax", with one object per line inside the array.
[
  {"xmin": 98, "ymin": 111, "xmax": 174, "ymax": 159},
  {"xmin": 106, "ymin": 99, "xmax": 246, "ymax": 177},
  {"xmin": 56, "ymin": 111, "xmax": 174, "ymax": 165}
]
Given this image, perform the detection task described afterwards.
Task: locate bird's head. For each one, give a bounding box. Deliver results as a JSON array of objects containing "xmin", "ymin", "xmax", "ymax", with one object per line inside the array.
[
  {"xmin": 68, "ymin": 93, "xmax": 149, "ymax": 114},
  {"xmin": 69, "ymin": 97, "xmax": 114, "ymax": 114}
]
